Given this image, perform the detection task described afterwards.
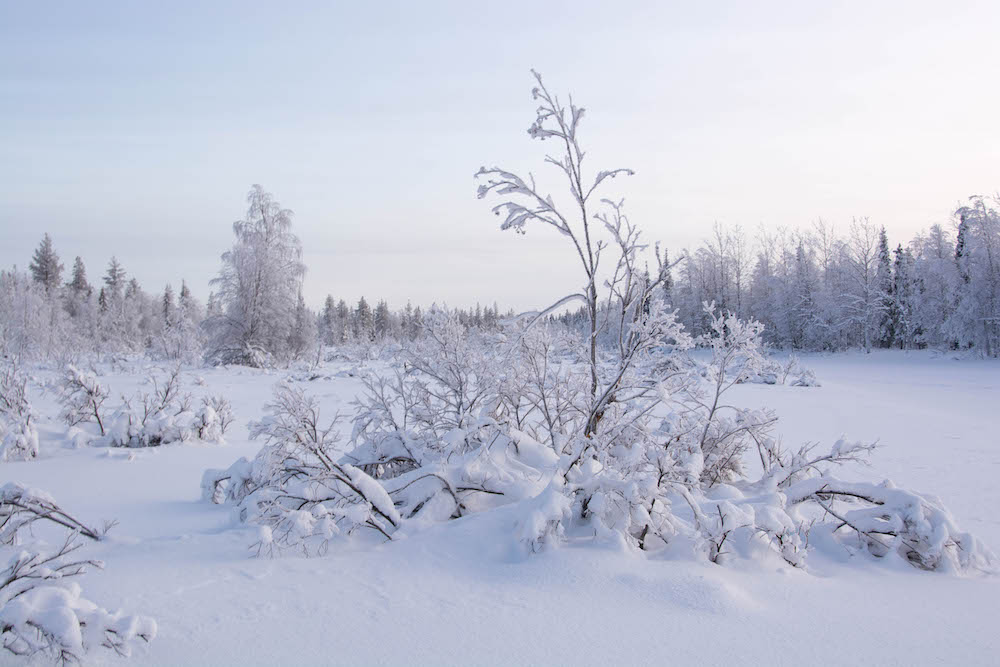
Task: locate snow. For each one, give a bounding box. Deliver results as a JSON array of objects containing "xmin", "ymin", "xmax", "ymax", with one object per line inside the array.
[{"xmin": 2, "ymin": 351, "xmax": 998, "ymax": 665}]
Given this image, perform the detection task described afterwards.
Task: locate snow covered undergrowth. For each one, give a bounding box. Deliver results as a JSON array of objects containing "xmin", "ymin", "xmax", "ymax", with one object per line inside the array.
[{"xmin": 3, "ymin": 351, "xmax": 998, "ymax": 666}]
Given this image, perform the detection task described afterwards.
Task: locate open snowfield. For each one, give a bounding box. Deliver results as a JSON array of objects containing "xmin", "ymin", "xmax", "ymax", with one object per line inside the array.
[{"xmin": 3, "ymin": 350, "xmax": 998, "ymax": 666}]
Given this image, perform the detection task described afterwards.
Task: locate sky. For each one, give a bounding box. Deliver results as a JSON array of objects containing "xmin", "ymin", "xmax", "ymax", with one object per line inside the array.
[{"xmin": 2, "ymin": 1, "xmax": 999, "ymax": 311}]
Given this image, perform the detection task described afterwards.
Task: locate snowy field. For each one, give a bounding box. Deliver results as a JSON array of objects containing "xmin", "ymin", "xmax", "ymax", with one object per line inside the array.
[{"xmin": 3, "ymin": 350, "xmax": 998, "ymax": 666}]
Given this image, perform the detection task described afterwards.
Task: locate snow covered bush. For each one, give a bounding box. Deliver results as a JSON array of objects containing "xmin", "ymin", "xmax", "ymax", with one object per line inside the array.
[
  {"xmin": 0, "ymin": 364, "xmax": 38, "ymax": 462},
  {"xmin": 782, "ymin": 475, "xmax": 993, "ymax": 572},
  {"xmin": 57, "ymin": 365, "xmax": 109, "ymax": 436},
  {"xmin": 347, "ymin": 308, "xmax": 505, "ymax": 477},
  {"xmin": 60, "ymin": 365, "xmax": 231, "ymax": 448},
  {"xmin": 470, "ymin": 72, "xmax": 993, "ymax": 573},
  {"xmin": 743, "ymin": 353, "xmax": 821, "ymax": 387},
  {"xmin": 203, "ymin": 385, "xmax": 402, "ymax": 555},
  {"xmin": 493, "ymin": 322, "xmax": 585, "ymax": 456},
  {"xmin": 102, "ymin": 366, "xmax": 194, "ymax": 448},
  {"xmin": 194, "ymin": 395, "xmax": 234, "ymax": 442},
  {"xmin": 668, "ymin": 304, "xmax": 781, "ymax": 485},
  {"xmin": 203, "ymin": 72, "xmax": 994, "ymax": 577},
  {"xmin": 0, "ymin": 483, "xmax": 156, "ymax": 662}
]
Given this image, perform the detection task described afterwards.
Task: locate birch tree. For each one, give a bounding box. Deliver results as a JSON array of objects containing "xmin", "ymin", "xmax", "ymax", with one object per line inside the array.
[{"xmin": 208, "ymin": 185, "xmax": 306, "ymax": 366}]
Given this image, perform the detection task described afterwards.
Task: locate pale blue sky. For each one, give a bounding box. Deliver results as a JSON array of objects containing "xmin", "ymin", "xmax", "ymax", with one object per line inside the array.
[{"xmin": 2, "ymin": 1, "xmax": 998, "ymax": 310}]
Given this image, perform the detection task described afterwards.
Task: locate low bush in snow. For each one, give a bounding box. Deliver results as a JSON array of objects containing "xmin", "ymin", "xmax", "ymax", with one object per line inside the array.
[
  {"xmin": 0, "ymin": 483, "xmax": 156, "ymax": 663},
  {"xmin": 203, "ymin": 384, "xmax": 403, "ymax": 556},
  {"xmin": 57, "ymin": 365, "xmax": 109, "ymax": 437},
  {"xmin": 205, "ymin": 305, "xmax": 995, "ymax": 574},
  {"xmin": 740, "ymin": 352, "xmax": 821, "ymax": 387},
  {"xmin": 58, "ymin": 365, "xmax": 233, "ymax": 448}
]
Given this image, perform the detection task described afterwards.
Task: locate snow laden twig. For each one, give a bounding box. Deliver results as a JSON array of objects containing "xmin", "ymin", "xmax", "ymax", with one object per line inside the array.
[
  {"xmin": 204, "ymin": 385, "xmax": 401, "ymax": 557},
  {"xmin": 0, "ymin": 483, "xmax": 156, "ymax": 663},
  {"xmin": 57, "ymin": 365, "xmax": 109, "ymax": 436},
  {"xmin": 784, "ymin": 476, "xmax": 996, "ymax": 572}
]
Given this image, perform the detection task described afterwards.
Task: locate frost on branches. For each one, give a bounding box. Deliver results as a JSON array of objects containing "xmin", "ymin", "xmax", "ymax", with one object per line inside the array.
[
  {"xmin": 58, "ymin": 365, "xmax": 232, "ymax": 448},
  {"xmin": 203, "ymin": 72, "xmax": 994, "ymax": 577},
  {"xmin": 203, "ymin": 385, "xmax": 403, "ymax": 556},
  {"xmin": 205, "ymin": 301, "xmax": 995, "ymax": 573},
  {"xmin": 206, "ymin": 185, "xmax": 309, "ymax": 367},
  {"xmin": 0, "ymin": 364, "xmax": 38, "ymax": 462},
  {"xmin": 0, "ymin": 483, "xmax": 156, "ymax": 663},
  {"xmin": 57, "ymin": 365, "xmax": 109, "ymax": 437}
]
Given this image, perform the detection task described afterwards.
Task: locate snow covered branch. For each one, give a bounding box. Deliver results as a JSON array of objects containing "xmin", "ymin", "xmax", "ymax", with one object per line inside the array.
[{"xmin": 0, "ymin": 483, "xmax": 156, "ymax": 663}]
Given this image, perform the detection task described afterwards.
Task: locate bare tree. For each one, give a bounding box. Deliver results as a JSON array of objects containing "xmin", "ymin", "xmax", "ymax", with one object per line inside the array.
[
  {"xmin": 476, "ymin": 71, "xmax": 634, "ymax": 418},
  {"xmin": 843, "ymin": 217, "xmax": 883, "ymax": 352},
  {"xmin": 476, "ymin": 71, "xmax": 682, "ymax": 438}
]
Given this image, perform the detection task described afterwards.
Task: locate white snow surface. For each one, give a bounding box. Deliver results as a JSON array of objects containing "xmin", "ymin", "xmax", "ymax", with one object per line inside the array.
[{"xmin": 3, "ymin": 351, "xmax": 998, "ymax": 666}]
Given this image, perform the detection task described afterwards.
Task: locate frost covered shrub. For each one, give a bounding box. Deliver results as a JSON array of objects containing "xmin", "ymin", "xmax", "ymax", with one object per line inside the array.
[
  {"xmin": 347, "ymin": 308, "xmax": 505, "ymax": 478},
  {"xmin": 204, "ymin": 373, "xmax": 549, "ymax": 555},
  {"xmin": 203, "ymin": 385, "xmax": 402, "ymax": 555},
  {"xmin": 60, "ymin": 365, "xmax": 232, "ymax": 448},
  {"xmin": 208, "ymin": 310, "xmax": 995, "ymax": 572},
  {"xmin": 0, "ymin": 483, "xmax": 156, "ymax": 662},
  {"xmin": 194, "ymin": 395, "xmax": 234, "ymax": 442},
  {"xmin": 742, "ymin": 353, "xmax": 821, "ymax": 387},
  {"xmin": 469, "ymin": 73, "xmax": 992, "ymax": 573},
  {"xmin": 782, "ymin": 475, "xmax": 993, "ymax": 572},
  {"xmin": 103, "ymin": 366, "xmax": 194, "ymax": 447},
  {"xmin": 492, "ymin": 323, "xmax": 587, "ymax": 457},
  {"xmin": 57, "ymin": 365, "xmax": 109, "ymax": 436},
  {"xmin": 204, "ymin": 72, "xmax": 994, "ymax": 576},
  {"xmin": 683, "ymin": 305, "xmax": 780, "ymax": 485},
  {"xmin": 0, "ymin": 364, "xmax": 38, "ymax": 462}
]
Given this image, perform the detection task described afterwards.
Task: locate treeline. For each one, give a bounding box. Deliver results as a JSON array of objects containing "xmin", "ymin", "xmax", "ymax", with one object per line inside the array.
[
  {"xmin": 4, "ymin": 187, "xmax": 998, "ymax": 364},
  {"xmin": 316, "ymin": 296, "xmax": 504, "ymax": 347},
  {"xmin": 0, "ymin": 237, "xmax": 203, "ymax": 363},
  {"xmin": 0, "ymin": 188, "xmax": 507, "ymax": 366},
  {"xmin": 558, "ymin": 195, "xmax": 1000, "ymax": 356}
]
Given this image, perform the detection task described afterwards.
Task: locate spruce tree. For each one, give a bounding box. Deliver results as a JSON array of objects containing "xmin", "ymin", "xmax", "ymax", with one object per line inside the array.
[
  {"xmin": 179, "ymin": 280, "xmax": 195, "ymax": 312},
  {"xmin": 401, "ymin": 301, "xmax": 414, "ymax": 339},
  {"xmin": 355, "ymin": 297, "xmax": 374, "ymax": 342},
  {"xmin": 374, "ymin": 300, "xmax": 391, "ymax": 339},
  {"xmin": 335, "ymin": 299, "xmax": 350, "ymax": 343},
  {"xmin": 955, "ymin": 215, "xmax": 970, "ymax": 284},
  {"xmin": 891, "ymin": 244, "xmax": 918, "ymax": 349},
  {"xmin": 288, "ymin": 290, "xmax": 316, "ymax": 359},
  {"xmin": 29, "ymin": 233, "xmax": 64, "ymax": 291},
  {"xmin": 103, "ymin": 257, "xmax": 127, "ymax": 298},
  {"xmin": 163, "ymin": 284, "xmax": 176, "ymax": 326},
  {"xmin": 67, "ymin": 256, "xmax": 90, "ymax": 295},
  {"xmin": 875, "ymin": 227, "xmax": 894, "ymax": 347},
  {"xmin": 661, "ymin": 247, "xmax": 674, "ymax": 305},
  {"xmin": 322, "ymin": 295, "xmax": 337, "ymax": 345},
  {"xmin": 411, "ymin": 305, "xmax": 424, "ymax": 339}
]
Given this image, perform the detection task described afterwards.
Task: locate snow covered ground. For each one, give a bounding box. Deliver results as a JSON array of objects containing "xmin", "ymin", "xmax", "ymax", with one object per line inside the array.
[{"xmin": 4, "ymin": 350, "xmax": 998, "ymax": 666}]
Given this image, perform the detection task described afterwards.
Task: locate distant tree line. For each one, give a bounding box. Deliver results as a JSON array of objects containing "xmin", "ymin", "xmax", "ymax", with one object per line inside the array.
[
  {"xmin": 0, "ymin": 186, "xmax": 507, "ymax": 366},
  {"xmin": 4, "ymin": 186, "xmax": 998, "ymax": 363},
  {"xmin": 556, "ymin": 196, "xmax": 1000, "ymax": 356},
  {"xmin": 0, "ymin": 235, "xmax": 203, "ymax": 363}
]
